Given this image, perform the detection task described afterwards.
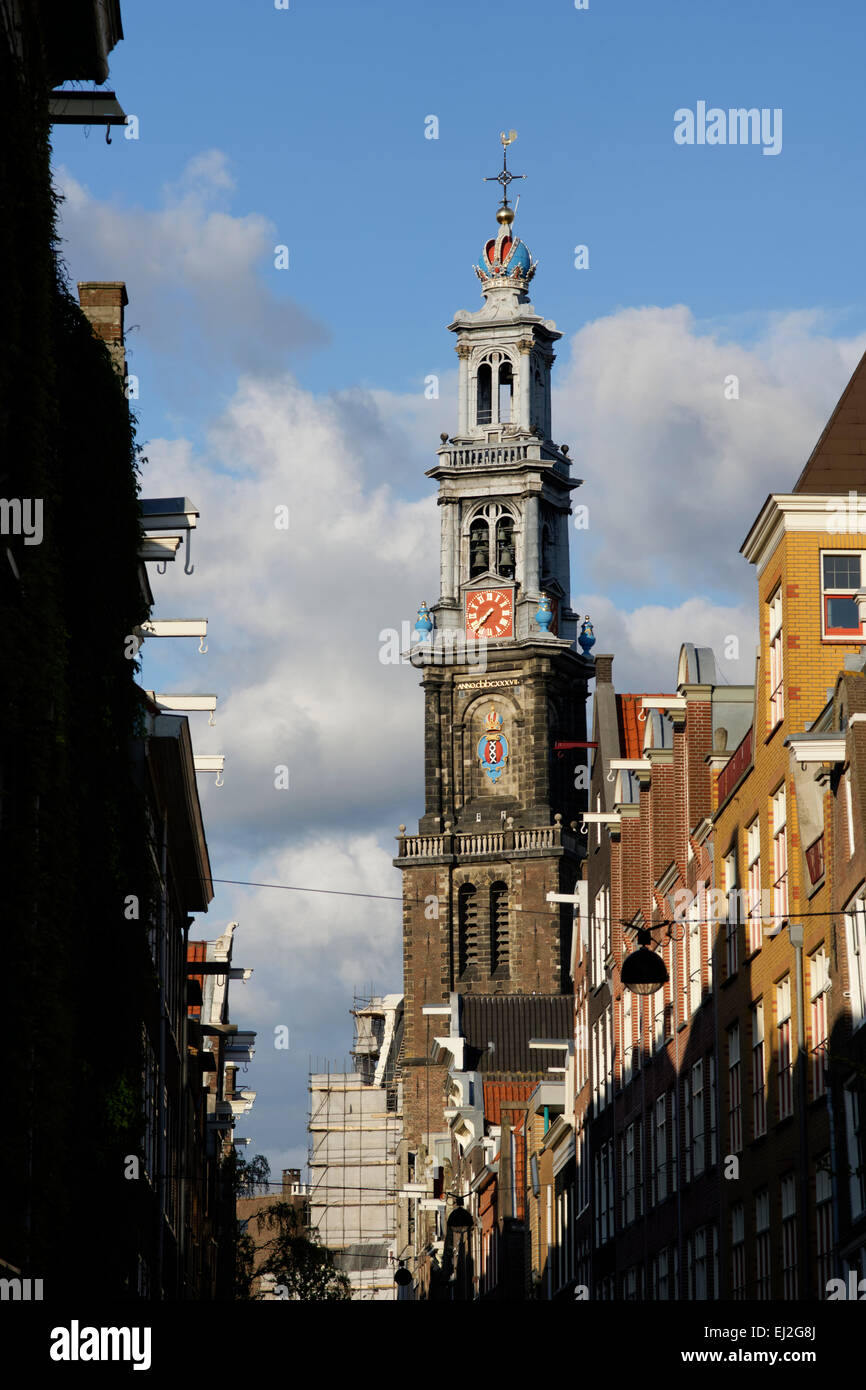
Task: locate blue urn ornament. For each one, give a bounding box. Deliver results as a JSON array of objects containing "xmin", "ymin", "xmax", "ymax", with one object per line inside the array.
[
  {"xmin": 578, "ymin": 616, "xmax": 595, "ymax": 656},
  {"xmin": 414, "ymin": 601, "xmax": 434, "ymax": 640},
  {"xmin": 535, "ymin": 593, "xmax": 553, "ymax": 634}
]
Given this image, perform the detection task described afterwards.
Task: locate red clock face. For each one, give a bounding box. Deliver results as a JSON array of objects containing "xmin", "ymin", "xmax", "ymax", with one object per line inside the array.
[{"xmin": 465, "ymin": 587, "xmax": 514, "ymax": 640}]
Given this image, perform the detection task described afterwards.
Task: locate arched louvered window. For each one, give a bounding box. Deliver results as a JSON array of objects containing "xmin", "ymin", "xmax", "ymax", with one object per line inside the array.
[
  {"xmin": 498, "ymin": 360, "xmax": 513, "ymax": 423},
  {"xmin": 495, "ymin": 515, "xmax": 515, "ymax": 579},
  {"xmin": 476, "ymin": 363, "xmax": 492, "ymax": 425},
  {"xmin": 458, "ymin": 884, "xmax": 479, "ymax": 976},
  {"xmin": 490, "ymin": 882, "xmax": 510, "ymax": 974},
  {"xmin": 469, "ymin": 517, "xmax": 489, "ymax": 578}
]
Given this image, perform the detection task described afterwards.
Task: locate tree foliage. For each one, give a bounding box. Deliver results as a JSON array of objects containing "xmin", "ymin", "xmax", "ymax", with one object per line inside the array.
[{"xmin": 255, "ymin": 1201, "xmax": 351, "ymax": 1302}]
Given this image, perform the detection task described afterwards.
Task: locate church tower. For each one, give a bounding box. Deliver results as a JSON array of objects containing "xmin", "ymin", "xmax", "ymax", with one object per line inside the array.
[{"xmin": 395, "ymin": 138, "xmax": 594, "ymax": 1175}]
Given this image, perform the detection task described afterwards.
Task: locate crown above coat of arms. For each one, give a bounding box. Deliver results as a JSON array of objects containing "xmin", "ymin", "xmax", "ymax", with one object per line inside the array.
[{"xmin": 485, "ymin": 706, "xmax": 504, "ymax": 733}]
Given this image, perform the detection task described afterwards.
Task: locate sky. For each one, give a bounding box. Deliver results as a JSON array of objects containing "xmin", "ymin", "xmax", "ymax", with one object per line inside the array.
[{"xmin": 51, "ymin": 0, "xmax": 866, "ymax": 1180}]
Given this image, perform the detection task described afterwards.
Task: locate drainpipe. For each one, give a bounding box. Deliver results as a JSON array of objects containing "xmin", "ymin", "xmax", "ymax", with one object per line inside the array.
[
  {"xmin": 789, "ymin": 923, "xmax": 811, "ymax": 1296},
  {"xmin": 826, "ymin": 1081, "xmax": 841, "ymax": 1282},
  {"xmin": 712, "ymin": 903, "xmax": 725, "ymax": 1296},
  {"xmin": 671, "ymin": 925, "xmax": 684, "ymax": 1294},
  {"xmin": 178, "ymin": 912, "xmax": 193, "ymax": 1295}
]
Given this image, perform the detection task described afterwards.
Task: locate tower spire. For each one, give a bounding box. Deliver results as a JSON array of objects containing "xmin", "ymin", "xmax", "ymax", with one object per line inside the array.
[
  {"xmin": 474, "ymin": 132, "xmax": 536, "ymax": 293},
  {"xmin": 483, "ymin": 129, "xmax": 525, "ymax": 224}
]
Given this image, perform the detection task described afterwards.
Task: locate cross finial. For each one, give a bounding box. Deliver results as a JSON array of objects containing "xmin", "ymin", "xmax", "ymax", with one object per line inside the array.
[{"xmin": 484, "ymin": 129, "xmax": 525, "ymax": 211}]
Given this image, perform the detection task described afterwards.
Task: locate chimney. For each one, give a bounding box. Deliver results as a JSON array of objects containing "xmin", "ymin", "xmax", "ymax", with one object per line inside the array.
[
  {"xmin": 76, "ymin": 281, "xmax": 128, "ymax": 377},
  {"xmin": 593, "ymin": 653, "xmax": 614, "ymax": 686}
]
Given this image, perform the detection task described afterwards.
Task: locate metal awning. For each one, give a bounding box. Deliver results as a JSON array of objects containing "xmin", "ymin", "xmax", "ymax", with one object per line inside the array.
[{"xmin": 49, "ymin": 90, "xmax": 127, "ymax": 126}]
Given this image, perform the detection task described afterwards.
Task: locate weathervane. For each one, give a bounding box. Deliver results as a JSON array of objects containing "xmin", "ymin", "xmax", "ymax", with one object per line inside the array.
[{"xmin": 484, "ymin": 129, "xmax": 525, "ymax": 216}]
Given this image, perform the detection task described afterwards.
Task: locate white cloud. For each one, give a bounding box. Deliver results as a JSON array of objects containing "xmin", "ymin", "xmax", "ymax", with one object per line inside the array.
[
  {"xmin": 54, "ymin": 151, "xmax": 328, "ymax": 390},
  {"xmin": 139, "ymin": 371, "xmax": 438, "ymax": 850},
  {"xmin": 556, "ymin": 304, "xmax": 866, "ymax": 597},
  {"xmin": 573, "ymin": 593, "xmax": 757, "ymax": 692}
]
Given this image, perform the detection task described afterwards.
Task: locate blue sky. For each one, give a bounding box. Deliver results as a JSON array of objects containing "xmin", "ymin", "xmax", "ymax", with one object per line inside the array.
[
  {"xmin": 55, "ymin": 0, "xmax": 866, "ymax": 435},
  {"xmin": 50, "ymin": 0, "xmax": 866, "ymax": 1180}
]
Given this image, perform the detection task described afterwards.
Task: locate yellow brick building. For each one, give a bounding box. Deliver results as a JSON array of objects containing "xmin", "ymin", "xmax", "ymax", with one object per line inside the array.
[{"xmin": 713, "ymin": 351, "xmax": 866, "ymax": 1298}]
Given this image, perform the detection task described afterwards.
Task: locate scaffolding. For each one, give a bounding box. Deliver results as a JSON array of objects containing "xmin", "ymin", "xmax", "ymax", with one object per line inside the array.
[{"xmin": 308, "ymin": 994, "xmax": 404, "ymax": 1300}]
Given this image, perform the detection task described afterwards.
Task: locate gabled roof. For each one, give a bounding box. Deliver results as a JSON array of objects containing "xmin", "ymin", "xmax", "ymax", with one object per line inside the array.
[
  {"xmin": 461, "ymin": 995, "xmax": 573, "ymax": 1075},
  {"xmin": 793, "ymin": 346, "xmax": 866, "ymax": 494},
  {"xmin": 616, "ymin": 694, "xmax": 672, "ymax": 759},
  {"xmin": 483, "ymin": 1080, "xmax": 536, "ymax": 1126}
]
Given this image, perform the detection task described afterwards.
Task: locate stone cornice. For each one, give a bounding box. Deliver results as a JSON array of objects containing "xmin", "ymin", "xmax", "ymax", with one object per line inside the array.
[{"xmin": 741, "ymin": 493, "xmax": 866, "ymax": 576}]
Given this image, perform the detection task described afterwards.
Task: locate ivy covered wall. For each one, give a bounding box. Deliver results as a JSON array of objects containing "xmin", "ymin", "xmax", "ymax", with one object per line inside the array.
[{"xmin": 0, "ymin": 6, "xmax": 156, "ymax": 1294}]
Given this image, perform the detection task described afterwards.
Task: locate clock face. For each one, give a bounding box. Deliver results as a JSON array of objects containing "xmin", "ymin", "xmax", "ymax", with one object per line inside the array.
[{"xmin": 465, "ymin": 587, "xmax": 514, "ymax": 640}]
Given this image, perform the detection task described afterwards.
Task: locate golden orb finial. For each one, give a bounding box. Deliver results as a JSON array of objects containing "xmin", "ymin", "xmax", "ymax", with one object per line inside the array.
[{"xmin": 496, "ymin": 204, "xmax": 514, "ymax": 226}]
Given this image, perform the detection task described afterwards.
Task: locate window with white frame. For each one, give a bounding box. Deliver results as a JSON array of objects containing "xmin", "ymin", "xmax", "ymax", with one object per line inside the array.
[
  {"xmin": 596, "ymin": 1274, "xmax": 615, "ymax": 1300},
  {"xmin": 815, "ymin": 1157, "xmax": 834, "ymax": 1293},
  {"xmin": 622, "ymin": 987, "xmax": 633, "ymax": 1086},
  {"xmin": 772, "ymin": 784, "xmax": 788, "ymax": 925},
  {"xmin": 576, "ymin": 999, "xmax": 588, "ymax": 1096},
  {"xmin": 844, "ymin": 1081, "xmax": 866, "ymax": 1222},
  {"xmin": 843, "ymin": 1245, "xmax": 866, "ymax": 1292},
  {"xmin": 683, "ymin": 1074, "xmax": 692, "ymax": 1184},
  {"xmin": 592, "ymin": 887, "xmax": 607, "ymax": 989},
  {"xmin": 755, "ymin": 1188, "xmax": 771, "ymax": 1299},
  {"xmin": 623, "ymin": 1265, "xmax": 641, "ymax": 1300},
  {"xmin": 731, "ymin": 1203, "xmax": 746, "ymax": 1299},
  {"xmin": 576, "ymin": 1125, "xmax": 589, "ymax": 1214},
  {"xmin": 594, "ymin": 1139, "xmax": 614, "ymax": 1247},
  {"xmin": 653, "ymin": 1247, "xmax": 671, "ymax": 1300},
  {"xmin": 604, "ymin": 1003, "xmax": 613, "ymax": 1107},
  {"xmin": 746, "ymin": 818, "xmax": 762, "ymax": 955},
  {"xmin": 654, "ymin": 1094, "xmax": 667, "ymax": 1204},
  {"xmin": 591, "ymin": 1018, "xmax": 601, "ymax": 1116},
  {"xmin": 821, "ymin": 551, "xmax": 864, "ymax": 639},
  {"xmin": 688, "ymin": 895, "xmax": 702, "ymax": 1014},
  {"xmin": 623, "ymin": 1122, "xmax": 640, "ymax": 1225},
  {"xmin": 653, "ymin": 947, "xmax": 666, "ymax": 1051},
  {"xmin": 777, "ymin": 976, "xmax": 794, "ymax": 1120},
  {"xmin": 602, "ymin": 887, "xmax": 611, "ymax": 965},
  {"xmin": 546, "ymin": 1184, "xmax": 554, "ymax": 1298},
  {"xmin": 704, "ymin": 884, "xmax": 715, "ymax": 993},
  {"xmin": 692, "ymin": 1060, "xmax": 705, "ymax": 1177},
  {"xmin": 558, "ymin": 1184, "xmax": 570, "ymax": 1291},
  {"xmin": 689, "ymin": 1224, "xmax": 715, "ymax": 1300},
  {"xmin": 781, "ymin": 1173, "xmax": 798, "ymax": 1299},
  {"xmin": 752, "ymin": 1001, "xmax": 767, "ymax": 1138},
  {"xmin": 845, "ymin": 769, "xmax": 856, "ymax": 859},
  {"xmin": 708, "ymin": 1053, "xmax": 717, "ymax": 1166},
  {"xmin": 728, "ymin": 1023, "xmax": 742, "ymax": 1154},
  {"xmin": 810, "ymin": 947, "xmax": 830, "ymax": 1099},
  {"xmin": 725, "ymin": 849, "xmax": 739, "ymax": 977},
  {"xmin": 768, "ymin": 585, "xmax": 784, "ymax": 725},
  {"xmin": 844, "ymin": 897, "xmax": 866, "ymax": 1030},
  {"xmin": 670, "ymin": 1085, "xmax": 678, "ymax": 1194},
  {"xmin": 592, "ymin": 1004, "xmax": 614, "ymax": 1114}
]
